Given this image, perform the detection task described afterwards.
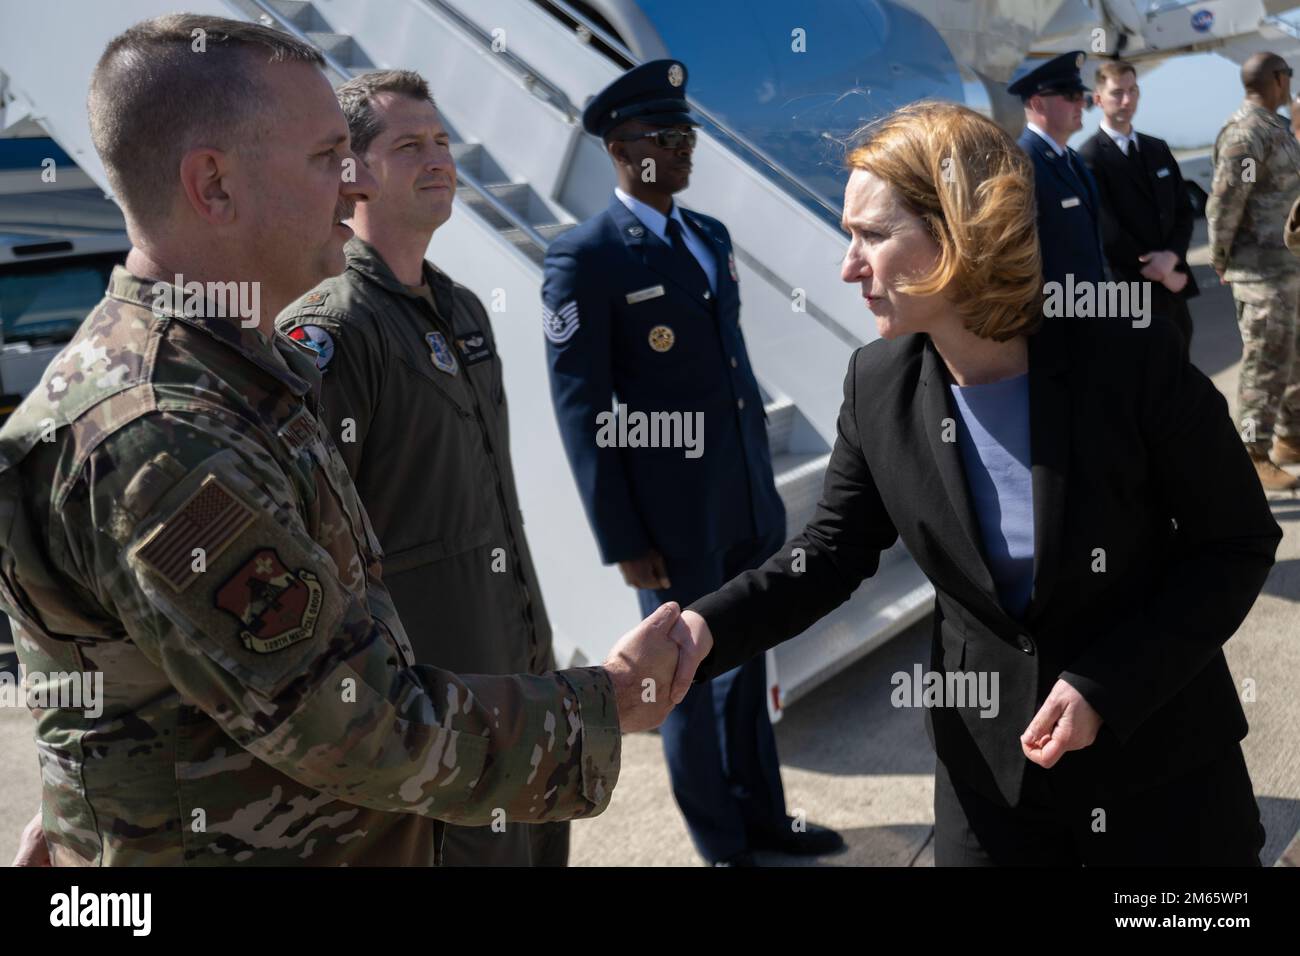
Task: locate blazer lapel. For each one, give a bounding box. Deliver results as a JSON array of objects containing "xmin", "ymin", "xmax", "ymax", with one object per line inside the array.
[
  {"xmin": 683, "ymin": 209, "xmax": 737, "ymax": 312},
  {"xmin": 919, "ymin": 341, "xmax": 1000, "ymax": 610},
  {"xmin": 1022, "ymin": 318, "xmax": 1071, "ymax": 625},
  {"xmin": 608, "ymin": 196, "xmax": 712, "ymax": 308}
]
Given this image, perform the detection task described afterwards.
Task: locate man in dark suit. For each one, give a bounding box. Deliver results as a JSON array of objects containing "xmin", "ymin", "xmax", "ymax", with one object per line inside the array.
[
  {"xmin": 1010, "ymin": 51, "xmax": 1107, "ymax": 289},
  {"xmin": 1079, "ymin": 59, "xmax": 1198, "ymax": 356},
  {"xmin": 542, "ymin": 60, "xmax": 842, "ymax": 866}
]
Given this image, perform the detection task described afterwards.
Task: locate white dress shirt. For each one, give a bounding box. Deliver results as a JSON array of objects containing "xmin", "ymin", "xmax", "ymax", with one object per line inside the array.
[
  {"xmin": 614, "ymin": 187, "xmax": 717, "ymax": 293},
  {"xmin": 1100, "ymin": 120, "xmax": 1139, "ymax": 157}
]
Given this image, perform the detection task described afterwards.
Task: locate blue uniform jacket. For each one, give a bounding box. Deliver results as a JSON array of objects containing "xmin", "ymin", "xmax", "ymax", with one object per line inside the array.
[
  {"xmin": 542, "ymin": 195, "xmax": 785, "ymax": 564},
  {"xmin": 1018, "ymin": 128, "xmax": 1107, "ymax": 288}
]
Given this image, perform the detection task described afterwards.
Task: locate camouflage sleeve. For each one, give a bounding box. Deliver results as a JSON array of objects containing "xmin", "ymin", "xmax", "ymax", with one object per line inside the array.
[
  {"xmin": 1206, "ymin": 125, "xmax": 1259, "ymax": 272},
  {"xmin": 62, "ymin": 411, "xmax": 621, "ymax": 825}
]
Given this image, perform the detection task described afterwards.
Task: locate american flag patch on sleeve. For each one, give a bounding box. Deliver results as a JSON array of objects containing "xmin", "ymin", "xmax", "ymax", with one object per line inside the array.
[
  {"xmin": 133, "ymin": 475, "xmax": 257, "ymax": 592},
  {"xmin": 542, "ymin": 301, "xmax": 580, "ymax": 345}
]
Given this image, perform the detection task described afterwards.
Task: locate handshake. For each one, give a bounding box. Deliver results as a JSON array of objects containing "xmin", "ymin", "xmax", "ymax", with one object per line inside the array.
[{"xmin": 601, "ymin": 602, "xmax": 714, "ymax": 733}]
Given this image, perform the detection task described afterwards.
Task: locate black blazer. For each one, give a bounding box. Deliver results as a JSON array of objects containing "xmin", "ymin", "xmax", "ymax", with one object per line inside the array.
[
  {"xmin": 691, "ymin": 316, "xmax": 1279, "ymax": 809},
  {"xmin": 1078, "ymin": 129, "xmax": 1200, "ymax": 303}
]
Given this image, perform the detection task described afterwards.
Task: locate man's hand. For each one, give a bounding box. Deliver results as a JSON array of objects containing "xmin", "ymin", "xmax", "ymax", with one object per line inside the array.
[
  {"xmin": 603, "ymin": 602, "xmax": 681, "ymax": 733},
  {"xmin": 1138, "ymin": 250, "xmax": 1178, "ymax": 282},
  {"xmin": 11, "ymin": 810, "xmax": 49, "ymax": 867},
  {"xmin": 1215, "ymin": 267, "xmax": 1227, "ymax": 285},
  {"xmin": 1020, "ymin": 678, "xmax": 1103, "ymax": 769},
  {"xmin": 617, "ymin": 550, "xmax": 670, "ymax": 590},
  {"xmin": 1161, "ymin": 268, "xmax": 1189, "ymax": 294},
  {"xmin": 667, "ymin": 609, "xmax": 714, "ymax": 704}
]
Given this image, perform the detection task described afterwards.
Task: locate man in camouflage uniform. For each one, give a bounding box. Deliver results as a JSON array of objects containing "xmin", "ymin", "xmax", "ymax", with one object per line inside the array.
[
  {"xmin": 0, "ymin": 15, "xmax": 680, "ymax": 866},
  {"xmin": 1208, "ymin": 50, "xmax": 1300, "ymax": 491},
  {"xmin": 277, "ymin": 71, "xmax": 569, "ymax": 866}
]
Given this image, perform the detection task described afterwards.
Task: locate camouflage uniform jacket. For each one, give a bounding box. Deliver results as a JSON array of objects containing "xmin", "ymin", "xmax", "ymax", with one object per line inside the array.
[
  {"xmin": 1207, "ymin": 100, "xmax": 1300, "ymax": 282},
  {"xmin": 0, "ymin": 267, "xmax": 620, "ymax": 865}
]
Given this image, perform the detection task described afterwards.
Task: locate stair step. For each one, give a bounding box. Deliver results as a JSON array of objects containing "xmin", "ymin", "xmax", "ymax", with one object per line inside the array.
[
  {"xmin": 764, "ymin": 395, "xmax": 795, "ymax": 455},
  {"xmin": 450, "ymin": 142, "xmax": 508, "ymax": 184},
  {"xmin": 773, "ymin": 451, "xmax": 831, "ymax": 533},
  {"xmin": 305, "ymin": 32, "xmax": 371, "ymax": 68},
  {"xmin": 498, "ymin": 222, "xmax": 577, "ymax": 265},
  {"xmin": 265, "ymin": 0, "xmax": 326, "ymax": 31}
]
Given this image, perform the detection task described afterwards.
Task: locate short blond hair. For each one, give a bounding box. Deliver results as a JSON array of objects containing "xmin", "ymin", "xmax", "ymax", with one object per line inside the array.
[{"xmin": 846, "ymin": 100, "xmax": 1042, "ymax": 341}]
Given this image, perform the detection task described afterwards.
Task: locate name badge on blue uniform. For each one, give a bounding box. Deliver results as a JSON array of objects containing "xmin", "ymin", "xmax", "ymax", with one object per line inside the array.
[
  {"xmin": 625, "ymin": 284, "xmax": 665, "ymax": 304},
  {"xmin": 1061, "ymin": 196, "xmax": 1081, "ymax": 208},
  {"xmin": 426, "ymin": 331, "xmax": 460, "ymax": 375},
  {"xmin": 1156, "ymin": 167, "xmax": 1171, "ymax": 178}
]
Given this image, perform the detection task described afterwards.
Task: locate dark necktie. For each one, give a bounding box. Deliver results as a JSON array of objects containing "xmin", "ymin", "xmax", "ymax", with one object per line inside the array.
[
  {"xmin": 1125, "ymin": 138, "xmax": 1144, "ymax": 173},
  {"xmin": 664, "ymin": 217, "xmax": 712, "ymax": 298}
]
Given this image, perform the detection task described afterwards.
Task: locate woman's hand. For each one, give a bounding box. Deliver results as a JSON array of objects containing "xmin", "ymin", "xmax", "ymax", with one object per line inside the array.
[
  {"xmin": 667, "ymin": 609, "xmax": 713, "ymax": 704},
  {"xmin": 1020, "ymin": 679, "xmax": 1103, "ymax": 769}
]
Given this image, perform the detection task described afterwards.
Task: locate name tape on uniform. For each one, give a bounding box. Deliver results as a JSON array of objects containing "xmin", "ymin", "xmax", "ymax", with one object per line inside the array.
[
  {"xmin": 625, "ymin": 284, "xmax": 666, "ymax": 305},
  {"xmin": 1156, "ymin": 167, "xmax": 1171, "ymax": 178},
  {"xmin": 1061, "ymin": 197, "xmax": 1081, "ymax": 209}
]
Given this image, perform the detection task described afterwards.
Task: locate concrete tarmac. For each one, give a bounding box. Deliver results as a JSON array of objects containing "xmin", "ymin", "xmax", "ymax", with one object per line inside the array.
[{"xmin": 1, "ymin": 223, "xmax": 1298, "ymax": 866}]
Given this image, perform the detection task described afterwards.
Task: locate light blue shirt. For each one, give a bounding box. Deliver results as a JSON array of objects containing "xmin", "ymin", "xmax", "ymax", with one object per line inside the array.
[
  {"xmin": 614, "ymin": 187, "xmax": 717, "ymax": 293},
  {"xmin": 1025, "ymin": 120, "xmax": 1066, "ymax": 157},
  {"xmin": 948, "ymin": 372, "xmax": 1035, "ymax": 619}
]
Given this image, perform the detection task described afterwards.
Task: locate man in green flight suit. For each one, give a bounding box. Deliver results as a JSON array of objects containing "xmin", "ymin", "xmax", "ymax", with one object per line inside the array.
[{"xmin": 278, "ymin": 70, "xmax": 570, "ymax": 866}]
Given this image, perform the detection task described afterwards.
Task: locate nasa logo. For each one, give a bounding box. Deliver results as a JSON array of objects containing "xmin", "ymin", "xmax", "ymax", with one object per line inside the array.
[{"xmin": 1191, "ymin": 9, "xmax": 1214, "ymax": 33}]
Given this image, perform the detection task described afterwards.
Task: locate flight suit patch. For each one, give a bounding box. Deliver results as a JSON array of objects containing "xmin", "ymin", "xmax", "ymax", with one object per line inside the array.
[
  {"xmin": 648, "ymin": 325, "xmax": 675, "ymax": 352},
  {"xmin": 216, "ymin": 548, "xmax": 323, "ymax": 654},
  {"xmin": 286, "ymin": 325, "xmax": 335, "ymax": 371},
  {"xmin": 133, "ymin": 475, "xmax": 256, "ymax": 593},
  {"xmin": 426, "ymin": 331, "xmax": 460, "ymax": 375},
  {"xmin": 455, "ymin": 332, "xmax": 493, "ymax": 366}
]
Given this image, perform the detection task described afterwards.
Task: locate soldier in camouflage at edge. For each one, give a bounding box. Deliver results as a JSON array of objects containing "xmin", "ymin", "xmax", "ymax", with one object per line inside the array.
[
  {"xmin": 1207, "ymin": 50, "xmax": 1300, "ymax": 491},
  {"xmin": 0, "ymin": 15, "xmax": 681, "ymax": 866}
]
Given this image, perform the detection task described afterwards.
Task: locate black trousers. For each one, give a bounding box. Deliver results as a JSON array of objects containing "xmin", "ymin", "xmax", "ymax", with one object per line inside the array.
[{"xmin": 934, "ymin": 742, "xmax": 1265, "ymax": 866}]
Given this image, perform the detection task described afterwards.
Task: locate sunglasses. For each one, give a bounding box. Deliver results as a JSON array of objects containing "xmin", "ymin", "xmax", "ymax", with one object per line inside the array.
[
  {"xmin": 1040, "ymin": 89, "xmax": 1094, "ymax": 107},
  {"xmin": 613, "ymin": 128, "xmax": 698, "ymax": 150},
  {"xmin": 1276, "ymin": 67, "xmax": 1295, "ymax": 78}
]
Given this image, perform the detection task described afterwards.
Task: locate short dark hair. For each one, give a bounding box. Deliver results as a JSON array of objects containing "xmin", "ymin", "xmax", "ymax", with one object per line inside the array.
[
  {"xmin": 335, "ymin": 70, "xmax": 437, "ymax": 156},
  {"xmin": 87, "ymin": 14, "xmax": 324, "ymax": 227}
]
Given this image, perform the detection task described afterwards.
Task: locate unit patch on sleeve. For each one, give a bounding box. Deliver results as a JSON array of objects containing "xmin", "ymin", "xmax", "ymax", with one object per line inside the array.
[
  {"xmin": 216, "ymin": 548, "xmax": 323, "ymax": 654},
  {"xmin": 286, "ymin": 325, "xmax": 335, "ymax": 371}
]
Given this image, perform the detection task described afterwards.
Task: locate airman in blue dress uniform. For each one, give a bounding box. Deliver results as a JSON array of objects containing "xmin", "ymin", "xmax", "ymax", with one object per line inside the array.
[
  {"xmin": 541, "ymin": 60, "xmax": 844, "ymax": 865},
  {"xmin": 1010, "ymin": 51, "xmax": 1108, "ymax": 288}
]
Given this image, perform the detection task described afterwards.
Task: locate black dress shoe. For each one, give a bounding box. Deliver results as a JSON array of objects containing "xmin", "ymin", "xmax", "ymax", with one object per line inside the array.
[
  {"xmin": 712, "ymin": 850, "xmax": 759, "ymax": 867},
  {"xmin": 748, "ymin": 820, "xmax": 845, "ymax": 856}
]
